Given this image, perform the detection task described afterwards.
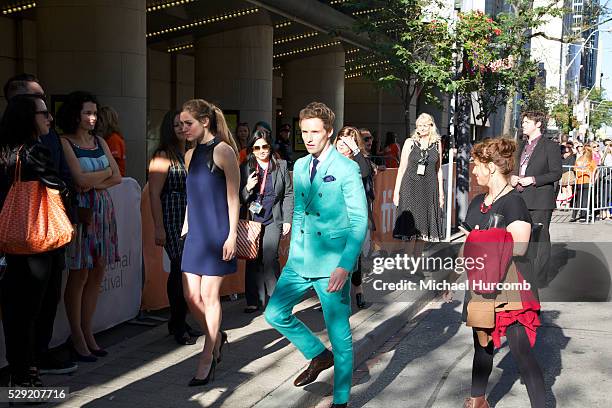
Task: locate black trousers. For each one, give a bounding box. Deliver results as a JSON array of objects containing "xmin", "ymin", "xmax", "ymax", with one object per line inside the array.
[
  {"xmin": 245, "ymin": 222, "xmax": 281, "ymax": 308},
  {"xmin": 471, "ymin": 325, "xmax": 545, "ymax": 407},
  {"xmin": 167, "ymin": 257, "xmax": 188, "ymax": 335},
  {"xmin": 1, "ymin": 250, "xmax": 62, "ymax": 378},
  {"xmin": 572, "ymin": 183, "xmax": 591, "ymax": 219},
  {"xmin": 351, "ymin": 255, "xmax": 362, "ymax": 287},
  {"xmin": 528, "ymin": 209, "xmax": 552, "ymax": 285}
]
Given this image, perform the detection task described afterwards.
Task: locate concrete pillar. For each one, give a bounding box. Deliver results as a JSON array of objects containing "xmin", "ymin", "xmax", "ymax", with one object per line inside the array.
[
  {"xmin": 195, "ymin": 25, "xmax": 273, "ymax": 131},
  {"xmin": 283, "ymin": 50, "xmax": 345, "ymax": 134},
  {"xmin": 344, "ymin": 76, "xmax": 413, "ymax": 142},
  {"xmin": 36, "ymin": 0, "xmax": 147, "ymax": 183}
]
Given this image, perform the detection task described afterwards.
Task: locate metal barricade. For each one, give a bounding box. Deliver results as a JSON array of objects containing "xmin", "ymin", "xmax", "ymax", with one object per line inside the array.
[
  {"xmin": 556, "ymin": 164, "xmax": 595, "ymax": 223},
  {"xmin": 592, "ymin": 165, "xmax": 612, "ymax": 222}
]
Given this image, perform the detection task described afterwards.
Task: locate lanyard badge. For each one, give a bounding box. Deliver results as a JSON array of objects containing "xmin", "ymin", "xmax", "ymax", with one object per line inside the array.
[{"xmin": 249, "ymin": 164, "xmax": 268, "ymax": 215}]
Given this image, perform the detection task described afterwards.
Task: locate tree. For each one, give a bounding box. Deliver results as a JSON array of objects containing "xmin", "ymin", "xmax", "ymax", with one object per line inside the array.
[
  {"xmin": 522, "ymin": 84, "xmax": 559, "ymax": 116},
  {"xmin": 346, "ymin": 0, "xmax": 455, "ymax": 136},
  {"xmin": 585, "ymin": 88, "xmax": 612, "ymax": 134},
  {"xmin": 454, "ymin": 2, "xmax": 564, "ymax": 139}
]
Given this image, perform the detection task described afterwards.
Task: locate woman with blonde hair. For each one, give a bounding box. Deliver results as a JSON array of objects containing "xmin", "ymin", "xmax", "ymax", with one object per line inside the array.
[
  {"xmin": 393, "ymin": 113, "xmax": 444, "ymax": 248},
  {"xmin": 334, "ymin": 126, "xmax": 375, "ymax": 308},
  {"xmin": 179, "ymin": 99, "xmax": 239, "ymax": 386},
  {"xmin": 96, "ymin": 106, "xmax": 126, "ymax": 176}
]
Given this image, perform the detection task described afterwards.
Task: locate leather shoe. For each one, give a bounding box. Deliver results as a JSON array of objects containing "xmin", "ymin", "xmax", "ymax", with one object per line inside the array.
[
  {"xmin": 331, "ymin": 404, "xmax": 347, "ymax": 408},
  {"xmin": 294, "ymin": 350, "xmax": 334, "ymax": 387},
  {"xmin": 463, "ymin": 396, "xmax": 490, "ymax": 408}
]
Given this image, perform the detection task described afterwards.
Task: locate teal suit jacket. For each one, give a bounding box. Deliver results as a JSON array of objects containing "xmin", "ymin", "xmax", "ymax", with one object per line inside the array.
[{"xmin": 286, "ymin": 147, "xmax": 368, "ymax": 278}]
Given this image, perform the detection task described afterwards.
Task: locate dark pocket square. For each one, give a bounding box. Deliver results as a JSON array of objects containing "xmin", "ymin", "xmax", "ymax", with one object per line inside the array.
[{"xmin": 323, "ymin": 175, "xmax": 336, "ymax": 182}]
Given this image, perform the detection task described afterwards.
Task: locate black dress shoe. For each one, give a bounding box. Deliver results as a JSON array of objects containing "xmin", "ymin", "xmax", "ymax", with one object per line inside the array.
[
  {"xmin": 188, "ymin": 358, "xmax": 216, "ymax": 386},
  {"xmin": 244, "ymin": 306, "xmax": 259, "ymax": 313},
  {"xmin": 355, "ymin": 293, "xmax": 367, "ymax": 309},
  {"xmin": 294, "ymin": 349, "xmax": 334, "ymax": 387},
  {"xmin": 175, "ymin": 333, "xmax": 197, "ymax": 345},
  {"xmin": 331, "ymin": 404, "xmax": 347, "ymax": 408}
]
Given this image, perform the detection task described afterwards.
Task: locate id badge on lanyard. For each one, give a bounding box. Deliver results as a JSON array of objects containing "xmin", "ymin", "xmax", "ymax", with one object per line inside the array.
[{"xmin": 249, "ymin": 164, "xmax": 268, "ymax": 215}]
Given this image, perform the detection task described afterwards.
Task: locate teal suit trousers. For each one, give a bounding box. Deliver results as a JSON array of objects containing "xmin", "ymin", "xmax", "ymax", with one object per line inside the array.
[{"xmin": 265, "ymin": 267, "xmax": 352, "ymax": 404}]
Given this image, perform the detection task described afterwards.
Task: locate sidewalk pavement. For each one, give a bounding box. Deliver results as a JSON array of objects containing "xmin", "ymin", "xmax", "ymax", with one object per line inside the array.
[
  {"xmin": 41, "ymin": 217, "xmax": 608, "ymax": 407},
  {"xmin": 43, "ymin": 256, "xmax": 439, "ymax": 408}
]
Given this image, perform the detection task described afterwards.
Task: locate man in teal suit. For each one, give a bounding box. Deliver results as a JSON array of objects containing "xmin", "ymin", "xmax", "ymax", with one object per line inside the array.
[{"xmin": 265, "ymin": 102, "xmax": 368, "ymax": 408}]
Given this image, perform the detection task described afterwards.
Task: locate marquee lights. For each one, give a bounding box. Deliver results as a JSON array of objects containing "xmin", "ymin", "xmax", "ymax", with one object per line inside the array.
[
  {"xmin": 273, "ymin": 40, "xmax": 341, "ymax": 59},
  {"xmin": 147, "ymin": 0, "xmax": 196, "ymax": 12},
  {"xmin": 167, "ymin": 43, "xmax": 194, "ymax": 53},
  {"xmin": 274, "ymin": 31, "xmax": 318, "ymax": 45},
  {"xmin": 274, "ymin": 21, "xmax": 292, "ymax": 29},
  {"xmin": 346, "ymin": 60, "xmax": 389, "ymax": 72},
  {"xmin": 2, "ymin": 1, "xmax": 35, "ymax": 15},
  {"xmin": 147, "ymin": 7, "xmax": 259, "ymax": 38},
  {"xmin": 352, "ymin": 8, "xmax": 383, "ymax": 16}
]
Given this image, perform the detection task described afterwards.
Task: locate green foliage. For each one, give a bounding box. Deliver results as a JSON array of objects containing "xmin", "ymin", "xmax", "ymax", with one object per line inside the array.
[
  {"xmin": 551, "ymin": 102, "xmax": 578, "ymax": 135},
  {"xmin": 346, "ymin": 0, "xmax": 563, "ymax": 132},
  {"xmin": 584, "ymin": 88, "xmax": 612, "ymax": 132},
  {"xmin": 522, "ymin": 84, "xmax": 559, "ymax": 116}
]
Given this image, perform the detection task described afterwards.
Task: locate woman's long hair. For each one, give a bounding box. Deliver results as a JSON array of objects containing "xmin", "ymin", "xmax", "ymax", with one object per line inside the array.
[
  {"xmin": 337, "ymin": 126, "xmax": 366, "ymax": 155},
  {"xmin": 578, "ymin": 145, "xmax": 594, "ymax": 164},
  {"xmin": 246, "ymin": 129, "xmax": 277, "ymax": 172},
  {"xmin": 182, "ymin": 99, "xmax": 238, "ymax": 155},
  {"xmin": 0, "ymin": 95, "xmax": 39, "ymax": 164},
  {"xmin": 154, "ymin": 110, "xmax": 183, "ymax": 164},
  {"xmin": 411, "ymin": 113, "xmax": 441, "ymax": 145},
  {"xmin": 96, "ymin": 106, "xmax": 121, "ymax": 140}
]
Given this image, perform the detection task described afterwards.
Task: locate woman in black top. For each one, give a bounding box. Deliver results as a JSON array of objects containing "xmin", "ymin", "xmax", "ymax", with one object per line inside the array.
[
  {"xmin": 239, "ymin": 129, "xmax": 293, "ymax": 313},
  {"xmin": 335, "ymin": 126, "xmax": 374, "ymax": 309},
  {"xmin": 458, "ymin": 138, "xmax": 545, "ymax": 408},
  {"xmin": 0, "ymin": 95, "xmax": 67, "ymax": 387}
]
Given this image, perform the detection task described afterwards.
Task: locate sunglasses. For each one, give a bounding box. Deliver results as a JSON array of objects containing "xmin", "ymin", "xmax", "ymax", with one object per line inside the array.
[
  {"xmin": 363, "ymin": 137, "xmax": 373, "ymax": 142},
  {"xmin": 252, "ymin": 144, "xmax": 270, "ymax": 152},
  {"xmin": 36, "ymin": 110, "xmax": 51, "ymax": 119}
]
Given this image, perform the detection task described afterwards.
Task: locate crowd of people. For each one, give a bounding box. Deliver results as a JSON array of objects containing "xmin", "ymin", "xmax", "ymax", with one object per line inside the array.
[{"xmin": 0, "ymin": 69, "xmax": 601, "ymax": 408}]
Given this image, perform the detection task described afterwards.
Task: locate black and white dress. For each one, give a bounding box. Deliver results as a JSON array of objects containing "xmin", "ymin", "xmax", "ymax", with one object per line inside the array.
[
  {"xmin": 161, "ymin": 152, "xmax": 187, "ymax": 262},
  {"xmin": 393, "ymin": 140, "xmax": 443, "ymax": 242}
]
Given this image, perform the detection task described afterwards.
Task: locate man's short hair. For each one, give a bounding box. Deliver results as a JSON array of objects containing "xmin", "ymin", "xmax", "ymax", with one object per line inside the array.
[
  {"xmin": 521, "ymin": 110, "xmax": 547, "ymax": 129},
  {"xmin": 3, "ymin": 73, "xmax": 41, "ymax": 100},
  {"xmin": 299, "ymin": 102, "xmax": 335, "ymax": 132}
]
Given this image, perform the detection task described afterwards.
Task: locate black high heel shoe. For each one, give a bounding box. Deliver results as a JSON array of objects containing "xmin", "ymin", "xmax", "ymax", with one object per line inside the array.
[
  {"xmin": 65, "ymin": 338, "xmax": 97, "ymax": 362},
  {"xmin": 188, "ymin": 357, "xmax": 216, "ymax": 386},
  {"xmin": 89, "ymin": 347, "xmax": 108, "ymax": 357},
  {"xmin": 216, "ymin": 331, "xmax": 229, "ymax": 363}
]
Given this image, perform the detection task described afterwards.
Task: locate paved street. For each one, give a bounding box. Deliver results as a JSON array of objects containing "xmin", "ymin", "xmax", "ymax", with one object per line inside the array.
[
  {"xmin": 18, "ymin": 220, "xmax": 612, "ymax": 408},
  {"xmin": 338, "ymin": 220, "xmax": 612, "ymax": 408}
]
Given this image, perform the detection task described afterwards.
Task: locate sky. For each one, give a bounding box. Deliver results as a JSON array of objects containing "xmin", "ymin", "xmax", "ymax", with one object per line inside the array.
[{"xmin": 600, "ymin": 19, "xmax": 612, "ymax": 97}]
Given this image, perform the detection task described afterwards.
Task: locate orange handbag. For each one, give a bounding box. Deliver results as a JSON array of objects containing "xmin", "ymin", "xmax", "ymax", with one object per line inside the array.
[
  {"xmin": 236, "ymin": 217, "xmax": 262, "ymax": 260},
  {"xmin": 0, "ymin": 150, "xmax": 73, "ymax": 254}
]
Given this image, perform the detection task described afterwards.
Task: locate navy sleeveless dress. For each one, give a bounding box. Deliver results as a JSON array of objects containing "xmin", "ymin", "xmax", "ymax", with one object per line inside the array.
[{"xmin": 181, "ymin": 138, "xmax": 237, "ymax": 276}]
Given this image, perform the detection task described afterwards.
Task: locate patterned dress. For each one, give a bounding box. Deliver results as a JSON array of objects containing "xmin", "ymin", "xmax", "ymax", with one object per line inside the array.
[
  {"xmin": 160, "ymin": 152, "xmax": 187, "ymax": 261},
  {"xmin": 65, "ymin": 137, "xmax": 119, "ymax": 269},
  {"xmin": 393, "ymin": 139, "xmax": 443, "ymax": 242}
]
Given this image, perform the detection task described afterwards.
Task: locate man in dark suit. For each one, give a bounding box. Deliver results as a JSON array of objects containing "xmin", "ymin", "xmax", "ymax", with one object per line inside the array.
[{"xmin": 511, "ymin": 111, "xmax": 562, "ymax": 286}]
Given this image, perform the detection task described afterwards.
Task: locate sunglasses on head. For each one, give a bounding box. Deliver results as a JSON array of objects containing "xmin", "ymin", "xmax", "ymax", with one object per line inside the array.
[{"xmin": 252, "ymin": 144, "xmax": 270, "ymax": 151}]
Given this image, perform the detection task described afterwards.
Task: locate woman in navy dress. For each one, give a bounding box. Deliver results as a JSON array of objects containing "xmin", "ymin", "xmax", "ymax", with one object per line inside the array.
[{"xmin": 180, "ymin": 99, "xmax": 240, "ymax": 386}]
